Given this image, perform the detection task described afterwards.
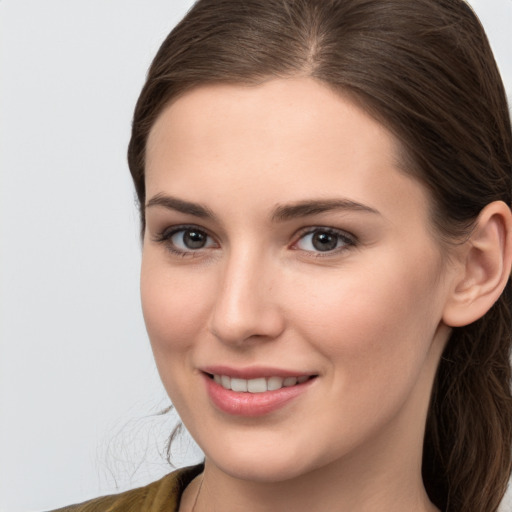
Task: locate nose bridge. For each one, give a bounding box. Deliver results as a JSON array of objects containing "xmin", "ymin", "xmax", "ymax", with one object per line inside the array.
[{"xmin": 209, "ymin": 243, "xmax": 284, "ymax": 345}]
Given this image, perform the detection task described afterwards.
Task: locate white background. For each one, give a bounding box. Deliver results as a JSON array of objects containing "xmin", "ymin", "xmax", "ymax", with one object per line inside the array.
[{"xmin": 0, "ymin": 1, "xmax": 511, "ymax": 511}]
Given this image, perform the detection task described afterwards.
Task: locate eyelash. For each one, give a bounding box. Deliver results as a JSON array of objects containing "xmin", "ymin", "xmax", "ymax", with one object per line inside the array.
[
  {"xmin": 152, "ymin": 225, "xmax": 357, "ymax": 257},
  {"xmin": 292, "ymin": 227, "xmax": 357, "ymax": 257},
  {"xmin": 152, "ymin": 225, "xmax": 217, "ymax": 257}
]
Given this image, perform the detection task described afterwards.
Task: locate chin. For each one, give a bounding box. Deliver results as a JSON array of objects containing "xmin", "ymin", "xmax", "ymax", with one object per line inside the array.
[
  {"xmin": 212, "ymin": 457, "xmax": 310, "ymax": 484},
  {"xmin": 201, "ymin": 437, "xmax": 329, "ymax": 484}
]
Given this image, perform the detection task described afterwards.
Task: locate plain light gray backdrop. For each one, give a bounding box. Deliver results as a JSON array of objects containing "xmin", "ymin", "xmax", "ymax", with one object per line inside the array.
[{"xmin": 1, "ymin": 1, "xmax": 511, "ymax": 511}]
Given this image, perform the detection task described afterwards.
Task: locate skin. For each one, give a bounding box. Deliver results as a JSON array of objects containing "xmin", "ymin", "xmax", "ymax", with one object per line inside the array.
[{"xmin": 140, "ymin": 77, "xmax": 463, "ymax": 512}]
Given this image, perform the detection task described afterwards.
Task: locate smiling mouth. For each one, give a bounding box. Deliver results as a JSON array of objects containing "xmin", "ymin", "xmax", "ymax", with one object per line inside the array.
[{"xmin": 206, "ymin": 373, "xmax": 317, "ymax": 393}]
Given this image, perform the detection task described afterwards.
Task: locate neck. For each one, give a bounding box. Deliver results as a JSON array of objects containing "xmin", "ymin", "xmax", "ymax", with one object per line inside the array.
[{"xmin": 190, "ymin": 463, "xmax": 437, "ymax": 512}]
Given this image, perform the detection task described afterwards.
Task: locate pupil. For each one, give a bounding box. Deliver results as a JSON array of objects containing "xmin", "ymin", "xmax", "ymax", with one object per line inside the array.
[
  {"xmin": 184, "ymin": 230, "xmax": 206, "ymax": 249},
  {"xmin": 312, "ymin": 232, "xmax": 337, "ymax": 251}
]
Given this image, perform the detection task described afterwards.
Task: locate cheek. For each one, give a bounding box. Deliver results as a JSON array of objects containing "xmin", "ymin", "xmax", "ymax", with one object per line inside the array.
[
  {"xmin": 290, "ymin": 251, "xmax": 444, "ymax": 401},
  {"xmin": 140, "ymin": 254, "xmax": 212, "ymax": 357},
  {"xmin": 140, "ymin": 254, "xmax": 217, "ymax": 415}
]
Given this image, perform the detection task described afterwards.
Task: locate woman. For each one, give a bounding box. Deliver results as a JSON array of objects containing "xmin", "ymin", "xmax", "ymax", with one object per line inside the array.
[{"xmin": 55, "ymin": 0, "xmax": 512, "ymax": 511}]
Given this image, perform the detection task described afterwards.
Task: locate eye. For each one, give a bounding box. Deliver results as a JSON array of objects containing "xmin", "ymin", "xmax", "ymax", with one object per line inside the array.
[
  {"xmin": 294, "ymin": 228, "xmax": 355, "ymax": 254},
  {"xmin": 153, "ymin": 226, "xmax": 217, "ymax": 254},
  {"xmin": 171, "ymin": 228, "xmax": 213, "ymax": 250}
]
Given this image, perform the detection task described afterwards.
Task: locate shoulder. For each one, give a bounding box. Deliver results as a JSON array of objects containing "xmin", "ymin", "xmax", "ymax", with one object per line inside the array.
[{"xmin": 47, "ymin": 464, "xmax": 204, "ymax": 512}]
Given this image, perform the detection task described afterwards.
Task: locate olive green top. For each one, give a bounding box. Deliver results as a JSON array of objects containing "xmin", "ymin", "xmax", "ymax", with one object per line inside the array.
[{"xmin": 49, "ymin": 465, "xmax": 204, "ymax": 512}]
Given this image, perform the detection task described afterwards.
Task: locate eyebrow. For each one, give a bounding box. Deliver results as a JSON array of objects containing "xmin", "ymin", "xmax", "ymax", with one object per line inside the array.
[
  {"xmin": 146, "ymin": 194, "xmax": 217, "ymax": 220},
  {"xmin": 146, "ymin": 194, "xmax": 380, "ymax": 222},
  {"xmin": 271, "ymin": 199, "xmax": 380, "ymax": 222}
]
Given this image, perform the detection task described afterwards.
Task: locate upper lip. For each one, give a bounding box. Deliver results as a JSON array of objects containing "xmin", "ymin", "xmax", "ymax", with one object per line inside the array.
[{"xmin": 200, "ymin": 365, "xmax": 317, "ymax": 379}]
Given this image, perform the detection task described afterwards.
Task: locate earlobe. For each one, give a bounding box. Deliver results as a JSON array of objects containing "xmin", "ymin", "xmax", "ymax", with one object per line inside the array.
[{"xmin": 443, "ymin": 201, "xmax": 512, "ymax": 328}]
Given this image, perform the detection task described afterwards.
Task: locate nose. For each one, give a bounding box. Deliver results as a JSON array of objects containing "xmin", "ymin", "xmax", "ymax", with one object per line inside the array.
[{"xmin": 208, "ymin": 248, "xmax": 285, "ymax": 346}]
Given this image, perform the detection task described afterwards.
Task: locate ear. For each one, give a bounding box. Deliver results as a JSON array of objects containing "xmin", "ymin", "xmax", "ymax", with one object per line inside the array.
[{"xmin": 443, "ymin": 201, "xmax": 512, "ymax": 328}]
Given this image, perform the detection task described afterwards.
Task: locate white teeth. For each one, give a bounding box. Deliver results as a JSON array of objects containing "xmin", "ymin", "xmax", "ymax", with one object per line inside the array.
[
  {"xmin": 247, "ymin": 377, "xmax": 267, "ymax": 393},
  {"xmin": 213, "ymin": 374, "xmax": 310, "ymax": 393},
  {"xmin": 283, "ymin": 377, "xmax": 298, "ymax": 387},
  {"xmin": 267, "ymin": 376, "xmax": 284, "ymax": 391},
  {"xmin": 231, "ymin": 378, "xmax": 248, "ymax": 392}
]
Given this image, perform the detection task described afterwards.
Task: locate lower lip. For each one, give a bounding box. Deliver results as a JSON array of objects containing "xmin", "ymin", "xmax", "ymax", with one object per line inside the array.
[{"xmin": 203, "ymin": 374, "xmax": 315, "ymax": 417}]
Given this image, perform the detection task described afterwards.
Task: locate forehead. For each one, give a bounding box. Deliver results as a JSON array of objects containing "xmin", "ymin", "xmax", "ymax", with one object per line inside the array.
[
  {"xmin": 147, "ymin": 78, "xmax": 397, "ymax": 166},
  {"xmin": 145, "ymin": 78, "xmax": 429, "ymax": 223}
]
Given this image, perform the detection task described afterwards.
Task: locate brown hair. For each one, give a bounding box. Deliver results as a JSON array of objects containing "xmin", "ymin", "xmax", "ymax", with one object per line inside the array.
[{"xmin": 128, "ymin": 1, "xmax": 512, "ymax": 510}]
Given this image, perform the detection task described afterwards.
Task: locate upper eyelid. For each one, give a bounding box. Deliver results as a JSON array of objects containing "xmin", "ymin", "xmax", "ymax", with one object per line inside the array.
[
  {"xmin": 153, "ymin": 224, "xmax": 214, "ymax": 241},
  {"xmin": 293, "ymin": 225, "xmax": 356, "ymax": 242}
]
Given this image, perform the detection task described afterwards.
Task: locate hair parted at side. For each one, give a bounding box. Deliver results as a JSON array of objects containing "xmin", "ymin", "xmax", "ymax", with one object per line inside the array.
[{"xmin": 128, "ymin": 1, "xmax": 512, "ymax": 511}]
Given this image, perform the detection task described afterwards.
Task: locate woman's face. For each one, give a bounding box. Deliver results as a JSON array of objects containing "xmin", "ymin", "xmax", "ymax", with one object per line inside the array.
[{"xmin": 141, "ymin": 78, "xmax": 455, "ymax": 483}]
